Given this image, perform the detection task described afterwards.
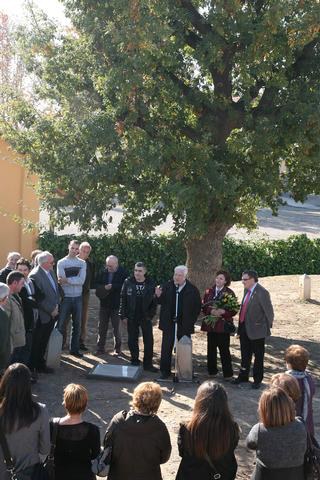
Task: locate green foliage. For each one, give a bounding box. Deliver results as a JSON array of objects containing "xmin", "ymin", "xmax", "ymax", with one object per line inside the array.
[
  {"xmin": 38, "ymin": 232, "xmax": 320, "ymax": 283},
  {"xmin": 38, "ymin": 231, "xmax": 186, "ymax": 283},
  {"xmin": 1, "ymin": 1, "xmax": 320, "ymax": 236},
  {"xmin": 2, "ymin": 1, "xmax": 320, "ymax": 289}
]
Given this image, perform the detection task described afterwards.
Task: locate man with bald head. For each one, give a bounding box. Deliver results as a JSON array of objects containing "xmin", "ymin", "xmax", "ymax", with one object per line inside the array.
[{"xmin": 95, "ymin": 255, "xmax": 128, "ymax": 355}]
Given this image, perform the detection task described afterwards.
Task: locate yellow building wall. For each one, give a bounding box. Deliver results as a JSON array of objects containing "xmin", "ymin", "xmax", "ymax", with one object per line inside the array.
[{"xmin": 0, "ymin": 138, "xmax": 39, "ymax": 266}]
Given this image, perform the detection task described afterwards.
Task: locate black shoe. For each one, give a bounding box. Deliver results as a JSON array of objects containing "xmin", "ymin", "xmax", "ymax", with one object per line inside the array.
[
  {"xmin": 158, "ymin": 372, "xmax": 171, "ymax": 380},
  {"xmin": 131, "ymin": 360, "xmax": 141, "ymax": 366},
  {"xmin": 252, "ymin": 382, "xmax": 262, "ymax": 390},
  {"xmin": 231, "ymin": 377, "xmax": 248, "ymax": 385},
  {"xmin": 70, "ymin": 351, "xmax": 83, "ymax": 358},
  {"xmin": 36, "ymin": 366, "xmax": 54, "ymax": 374},
  {"xmin": 79, "ymin": 344, "xmax": 89, "ymax": 351},
  {"xmin": 30, "ymin": 371, "xmax": 38, "ymax": 384},
  {"xmin": 144, "ymin": 365, "xmax": 158, "ymax": 373}
]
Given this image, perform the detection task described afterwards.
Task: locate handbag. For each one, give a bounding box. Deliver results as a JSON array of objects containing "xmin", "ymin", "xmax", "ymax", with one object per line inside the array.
[
  {"xmin": 91, "ymin": 444, "xmax": 112, "ymax": 477},
  {"xmin": 304, "ymin": 431, "xmax": 320, "ymax": 480},
  {"xmin": 42, "ymin": 418, "xmax": 60, "ymax": 480},
  {"xmin": 223, "ymin": 320, "xmax": 236, "ymax": 334},
  {"xmin": 92, "ymin": 415, "xmax": 119, "ymax": 478},
  {"xmin": 95, "ymin": 285, "xmax": 110, "ymax": 300},
  {"xmin": 204, "ymin": 453, "xmax": 221, "ymax": 479},
  {"xmin": 0, "ymin": 419, "xmax": 59, "ymax": 480}
]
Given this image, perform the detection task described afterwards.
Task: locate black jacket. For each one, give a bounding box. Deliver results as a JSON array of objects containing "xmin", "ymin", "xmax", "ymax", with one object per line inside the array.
[
  {"xmin": 96, "ymin": 266, "xmax": 128, "ymax": 309},
  {"xmin": 158, "ymin": 280, "xmax": 201, "ymax": 335},
  {"xmin": 19, "ymin": 280, "xmax": 43, "ymax": 331},
  {"xmin": 119, "ymin": 276, "xmax": 157, "ymax": 321},
  {"xmin": 106, "ymin": 410, "xmax": 171, "ymax": 480},
  {"xmin": 0, "ymin": 267, "xmax": 12, "ymax": 283},
  {"xmin": 176, "ymin": 423, "xmax": 239, "ymax": 480}
]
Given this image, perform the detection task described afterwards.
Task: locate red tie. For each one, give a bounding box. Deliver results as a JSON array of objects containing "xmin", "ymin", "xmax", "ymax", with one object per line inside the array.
[{"xmin": 239, "ymin": 290, "xmax": 251, "ymax": 323}]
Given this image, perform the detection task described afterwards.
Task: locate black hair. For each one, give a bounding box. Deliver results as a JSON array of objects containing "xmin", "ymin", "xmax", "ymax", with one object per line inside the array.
[
  {"xmin": 0, "ymin": 363, "xmax": 40, "ymax": 433},
  {"xmin": 242, "ymin": 270, "xmax": 258, "ymax": 282}
]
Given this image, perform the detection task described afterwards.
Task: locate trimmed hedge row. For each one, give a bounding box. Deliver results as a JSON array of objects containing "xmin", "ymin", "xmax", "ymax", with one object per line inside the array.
[{"xmin": 38, "ymin": 232, "xmax": 320, "ymax": 283}]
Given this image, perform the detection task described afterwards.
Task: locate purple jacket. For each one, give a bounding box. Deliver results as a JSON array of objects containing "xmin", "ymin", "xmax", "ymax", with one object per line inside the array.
[{"xmin": 295, "ymin": 372, "xmax": 316, "ymax": 436}]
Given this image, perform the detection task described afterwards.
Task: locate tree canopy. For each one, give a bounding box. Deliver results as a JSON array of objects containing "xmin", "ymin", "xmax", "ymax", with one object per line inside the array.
[{"xmin": 1, "ymin": 0, "xmax": 320, "ymax": 289}]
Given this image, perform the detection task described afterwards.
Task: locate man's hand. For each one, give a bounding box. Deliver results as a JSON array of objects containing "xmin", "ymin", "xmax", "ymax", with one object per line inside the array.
[
  {"xmin": 58, "ymin": 277, "xmax": 68, "ymax": 285},
  {"xmin": 122, "ymin": 318, "xmax": 128, "ymax": 327},
  {"xmin": 105, "ymin": 284, "xmax": 112, "ymax": 290},
  {"xmin": 51, "ymin": 306, "xmax": 59, "ymax": 317},
  {"xmin": 155, "ymin": 286, "xmax": 162, "ymax": 297}
]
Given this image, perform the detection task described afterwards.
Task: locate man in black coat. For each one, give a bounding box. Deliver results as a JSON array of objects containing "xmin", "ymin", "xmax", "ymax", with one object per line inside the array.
[
  {"xmin": 96, "ymin": 255, "xmax": 128, "ymax": 355},
  {"xmin": 155, "ymin": 265, "xmax": 201, "ymax": 380},
  {"xmin": 0, "ymin": 252, "xmax": 21, "ymax": 283},
  {"xmin": 119, "ymin": 262, "xmax": 157, "ymax": 372},
  {"xmin": 16, "ymin": 258, "xmax": 41, "ymax": 371}
]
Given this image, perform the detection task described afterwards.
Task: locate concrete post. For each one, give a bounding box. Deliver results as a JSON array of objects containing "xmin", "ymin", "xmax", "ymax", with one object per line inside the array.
[{"xmin": 299, "ymin": 274, "xmax": 311, "ymax": 301}]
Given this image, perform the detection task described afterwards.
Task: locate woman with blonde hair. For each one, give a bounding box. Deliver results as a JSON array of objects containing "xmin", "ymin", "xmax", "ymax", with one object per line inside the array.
[
  {"xmin": 176, "ymin": 381, "xmax": 239, "ymax": 479},
  {"xmin": 105, "ymin": 381, "xmax": 171, "ymax": 480},
  {"xmin": 269, "ymin": 373, "xmax": 301, "ymax": 403},
  {"xmin": 246, "ymin": 387, "xmax": 307, "ymax": 479},
  {"xmin": 51, "ymin": 383, "xmax": 100, "ymax": 480}
]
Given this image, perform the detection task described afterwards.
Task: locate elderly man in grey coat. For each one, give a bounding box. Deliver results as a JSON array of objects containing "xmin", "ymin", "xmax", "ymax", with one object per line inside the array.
[
  {"xmin": 29, "ymin": 251, "xmax": 61, "ymax": 373},
  {"xmin": 233, "ymin": 270, "xmax": 274, "ymax": 389}
]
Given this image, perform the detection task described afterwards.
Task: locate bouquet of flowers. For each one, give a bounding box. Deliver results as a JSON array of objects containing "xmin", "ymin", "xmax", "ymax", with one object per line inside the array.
[{"xmin": 203, "ymin": 294, "xmax": 240, "ymax": 327}]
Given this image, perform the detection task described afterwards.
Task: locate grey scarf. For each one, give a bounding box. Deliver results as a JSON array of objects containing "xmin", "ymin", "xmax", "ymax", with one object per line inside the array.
[{"xmin": 286, "ymin": 369, "xmax": 310, "ymax": 422}]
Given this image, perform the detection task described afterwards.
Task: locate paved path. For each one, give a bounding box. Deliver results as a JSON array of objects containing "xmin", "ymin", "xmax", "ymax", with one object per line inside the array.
[{"xmin": 41, "ymin": 195, "xmax": 320, "ymax": 240}]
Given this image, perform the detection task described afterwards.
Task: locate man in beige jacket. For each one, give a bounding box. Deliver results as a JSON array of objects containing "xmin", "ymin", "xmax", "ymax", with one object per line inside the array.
[{"xmin": 5, "ymin": 271, "xmax": 26, "ymax": 364}]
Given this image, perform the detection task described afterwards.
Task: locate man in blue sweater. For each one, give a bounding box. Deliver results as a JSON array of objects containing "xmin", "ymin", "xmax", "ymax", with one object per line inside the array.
[{"xmin": 57, "ymin": 240, "xmax": 86, "ymax": 357}]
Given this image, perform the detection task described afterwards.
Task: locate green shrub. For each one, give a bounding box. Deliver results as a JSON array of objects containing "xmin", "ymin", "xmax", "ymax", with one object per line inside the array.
[{"xmin": 38, "ymin": 232, "xmax": 320, "ymax": 283}]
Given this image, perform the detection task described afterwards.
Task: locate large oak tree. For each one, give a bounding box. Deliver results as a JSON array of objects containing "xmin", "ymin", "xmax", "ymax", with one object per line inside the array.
[{"xmin": 1, "ymin": 0, "xmax": 320, "ymax": 292}]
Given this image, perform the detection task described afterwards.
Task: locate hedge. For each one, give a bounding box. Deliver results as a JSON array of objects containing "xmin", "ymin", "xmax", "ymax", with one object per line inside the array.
[{"xmin": 38, "ymin": 232, "xmax": 320, "ymax": 283}]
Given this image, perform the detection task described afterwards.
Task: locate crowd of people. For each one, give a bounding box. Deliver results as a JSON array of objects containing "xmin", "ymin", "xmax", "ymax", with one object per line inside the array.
[{"xmin": 0, "ymin": 242, "xmax": 317, "ymax": 479}]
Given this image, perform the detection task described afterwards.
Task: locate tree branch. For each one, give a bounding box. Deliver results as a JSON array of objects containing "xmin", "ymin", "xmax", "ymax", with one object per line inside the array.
[{"xmin": 178, "ymin": 0, "xmax": 227, "ymax": 47}]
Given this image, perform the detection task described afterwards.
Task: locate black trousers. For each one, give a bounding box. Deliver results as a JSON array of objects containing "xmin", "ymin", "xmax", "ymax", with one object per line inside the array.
[
  {"xmin": 29, "ymin": 317, "xmax": 55, "ymax": 370},
  {"xmin": 207, "ymin": 332, "xmax": 233, "ymax": 377},
  {"xmin": 238, "ymin": 323, "xmax": 265, "ymax": 384},
  {"xmin": 127, "ymin": 318, "xmax": 153, "ymax": 367},
  {"xmin": 160, "ymin": 323, "xmax": 186, "ymax": 375}
]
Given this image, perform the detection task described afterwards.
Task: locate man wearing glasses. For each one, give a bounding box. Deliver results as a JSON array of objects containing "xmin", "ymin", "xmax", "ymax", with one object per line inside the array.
[{"xmin": 233, "ymin": 270, "xmax": 274, "ymax": 389}]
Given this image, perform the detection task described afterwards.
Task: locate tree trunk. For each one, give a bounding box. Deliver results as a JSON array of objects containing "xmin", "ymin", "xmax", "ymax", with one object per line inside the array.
[{"xmin": 185, "ymin": 222, "xmax": 231, "ymax": 296}]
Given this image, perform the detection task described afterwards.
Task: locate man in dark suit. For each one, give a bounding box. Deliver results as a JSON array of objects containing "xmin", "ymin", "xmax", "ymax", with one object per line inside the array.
[
  {"xmin": 29, "ymin": 251, "xmax": 61, "ymax": 373},
  {"xmin": 233, "ymin": 270, "xmax": 274, "ymax": 389},
  {"xmin": 0, "ymin": 283, "xmax": 11, "ymax": 374},
  {"xmin": 96, "ymin": 255, "xmax": 128, "ymax": 355},
  {"xmin": 16, "ymin": 258, "xmax": 41, "ymax": 369},
  {"xmin": 155, "ymin": 265, "xmax": 201, "ymax": 380},
  {"xmin": 0, "ymin": 252, "xmax": 21, "ymax": 283}
]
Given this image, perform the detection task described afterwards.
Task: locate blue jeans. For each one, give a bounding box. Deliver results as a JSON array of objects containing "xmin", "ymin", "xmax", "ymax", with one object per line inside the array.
[{"xmin": 58, "ymin": 296, "xmax": 82, "ymax": 353}]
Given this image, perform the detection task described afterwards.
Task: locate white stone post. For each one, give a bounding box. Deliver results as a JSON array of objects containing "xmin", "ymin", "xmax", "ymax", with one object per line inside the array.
[{"xmin": 299, "ymin": 274, "xmax": 311, "ymax": 301}]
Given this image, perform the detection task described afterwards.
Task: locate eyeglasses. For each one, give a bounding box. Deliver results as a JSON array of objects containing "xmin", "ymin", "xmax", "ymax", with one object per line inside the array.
[{"xmin": 242, "ymin": 277, "xmax": 250, "ymax": 281}]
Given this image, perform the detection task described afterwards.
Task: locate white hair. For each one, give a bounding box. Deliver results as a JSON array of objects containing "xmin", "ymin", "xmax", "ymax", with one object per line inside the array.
[
  {"xmin": 0, "ymin": 282, "xmax": 10, "ymax": 300},
  {"xmin": 37, "ymin": 251, "xmax": 53, "ymax": 266},
  {"xmin": 79, "ymin": 241, "xmax": 91, "ymax": 250},
  {"xmin": 106, "ymin": 255, "xmax": 118, "ymax": 263},
  {"xmin": 7, "ymin": 251, "xmax": 21, "ymax": 261},
  {"xmin": 174, "ymin": 265, "xmax": 188, "ymax": 277}
]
